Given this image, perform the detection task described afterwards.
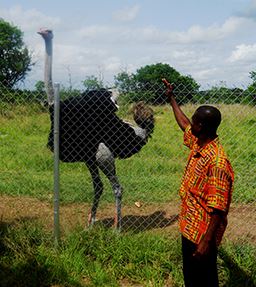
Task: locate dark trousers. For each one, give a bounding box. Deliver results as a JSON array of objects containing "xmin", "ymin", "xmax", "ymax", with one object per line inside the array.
[{"xmin": 182, "ymin": 236, "xmax": 219, "ymax": 287}]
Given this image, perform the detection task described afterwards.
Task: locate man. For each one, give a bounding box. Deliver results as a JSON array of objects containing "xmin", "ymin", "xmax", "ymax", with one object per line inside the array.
[{"xmin": 162, "ymin": 79, "xmax": 234, "ymax": 287}]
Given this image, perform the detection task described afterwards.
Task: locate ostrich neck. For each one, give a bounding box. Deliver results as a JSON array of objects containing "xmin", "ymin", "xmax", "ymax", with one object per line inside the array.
[{"xmin": 44, "ymin": 38, "xmax": 54, "ymax": 105}]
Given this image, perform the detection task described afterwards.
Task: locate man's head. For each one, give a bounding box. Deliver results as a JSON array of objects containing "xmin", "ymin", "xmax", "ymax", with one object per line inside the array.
[{"xmin": 191, "ymin": 105, "xmax": 221, "ymax": 138}]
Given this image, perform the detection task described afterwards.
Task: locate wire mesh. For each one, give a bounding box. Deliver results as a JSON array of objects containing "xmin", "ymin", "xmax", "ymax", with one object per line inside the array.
[{"xmin": 0, "ymin": 81, "xmax": 255, "ymax": 247}]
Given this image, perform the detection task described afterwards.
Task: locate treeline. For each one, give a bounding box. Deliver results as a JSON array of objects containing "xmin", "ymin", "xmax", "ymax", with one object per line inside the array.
[
  {"xmin": 0, "ymin": 81, "xmax": 255, "ymax": 107},
  {"xmin": 113, "ymin": 63, "xmax": 256, "ymax": 105},
  {"xmin": 1, "ymin": 63, "xmax": 256, "ymax": 106}
]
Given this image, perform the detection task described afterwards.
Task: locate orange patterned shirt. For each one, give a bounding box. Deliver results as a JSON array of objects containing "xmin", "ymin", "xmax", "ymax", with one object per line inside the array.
[{"xmin": 179, "ymin": 126, "xmax": 234, "ymax": 245}]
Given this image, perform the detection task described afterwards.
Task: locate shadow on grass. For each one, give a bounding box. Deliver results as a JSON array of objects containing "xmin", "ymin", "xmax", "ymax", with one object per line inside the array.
[
  {"xmin": 0, "ymin": 218, "xmax": 83, "ymax": 287},
  {"xmin": 100, "ymin": 210, "xmax": 178, "ymax": 232},
  {"xmin": 219, "ymin": 248, "xmax": 256, "ymax": 287}
]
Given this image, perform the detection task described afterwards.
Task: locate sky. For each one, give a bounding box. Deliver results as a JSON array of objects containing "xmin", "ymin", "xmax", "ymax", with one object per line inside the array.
[{"xmin": 1, "ymin": 0, "xmax": 256, "ymax": 90}]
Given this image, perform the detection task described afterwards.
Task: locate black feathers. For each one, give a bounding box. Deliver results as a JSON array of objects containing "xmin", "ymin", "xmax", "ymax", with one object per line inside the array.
[{"xmin": 47, "ymin": 89, "xmax": 147, "ymax": 162}]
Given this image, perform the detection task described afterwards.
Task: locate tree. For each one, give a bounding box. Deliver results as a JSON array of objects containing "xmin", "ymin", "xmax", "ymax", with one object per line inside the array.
[
  {"xmin": 114, "ymin": 71, "xmax": 136, "ymax": 93},
  {"xmin": 244, "ymin": 71, "xmax": 256, "ymax": 104},
  {"xmin": 82, "ymin": 75, "xmax": 104, "ymax": 90},
  {"xmin": 197, "ymin": 86, "xmax": 245, "ymax": 104},
  {"xmin": 35, "ymin": 80, "xmax": 45, "ymax": 93},
  {"xmin": 249, "ymin": 71, "xmax": 256, "ymax": 84},
  {"xmin": 0, "ymin": 19, "xmax": 34, "ymax": 89},
  {"xmin": 115, "ymin": 63, "xmax": 200, "ymax": 104}
]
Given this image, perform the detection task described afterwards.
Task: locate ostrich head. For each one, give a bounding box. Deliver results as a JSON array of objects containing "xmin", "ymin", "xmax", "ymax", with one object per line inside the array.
[
  {"xmin": 37, "ymin": 28, "xmax": 53, "ymax": 41},
  {"xmin": 132, "ymin": 101, "xmax": 154, "ymax": 137}
]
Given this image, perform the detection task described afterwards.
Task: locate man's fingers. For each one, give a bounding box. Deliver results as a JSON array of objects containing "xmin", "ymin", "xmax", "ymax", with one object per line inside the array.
[
  {"xmin": 162, "ymin": 78, "xmax": 173, "ymax": 91},
  {"xmin": 162, "ymin": 78, "xmax": 169, "ymax": 85}
]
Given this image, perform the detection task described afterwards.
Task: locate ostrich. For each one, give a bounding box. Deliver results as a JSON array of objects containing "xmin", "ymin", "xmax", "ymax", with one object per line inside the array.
[{"xmin": 38, "ymin": 28, "xmax": 154, "ymax": 230}]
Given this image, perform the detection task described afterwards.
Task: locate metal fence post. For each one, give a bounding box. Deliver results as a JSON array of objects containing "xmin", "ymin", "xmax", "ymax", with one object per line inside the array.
[{"xmin": 53, "ymin": 82, "xmax": 60, "ymax": 247}]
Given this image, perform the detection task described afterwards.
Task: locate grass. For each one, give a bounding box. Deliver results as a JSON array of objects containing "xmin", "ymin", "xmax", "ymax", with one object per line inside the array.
[
  {"xmin": 0, "ymin": 102, "xmax": 256, "ymax": 286},
  {"xmin": 0, "ymin": 221, "xmax": 183, "ymax": 287},
  {"xmin": 0, "ymin": 220, "xmax": 255, "ymax": 287},
  {"xmin": 0, "ymin": 103, "xmax": 256, "ymax": 203}
]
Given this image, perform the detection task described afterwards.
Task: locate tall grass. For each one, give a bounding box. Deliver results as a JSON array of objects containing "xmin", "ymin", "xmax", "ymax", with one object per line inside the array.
[
  {"xmin": 0, "ymin": 221, "xmax": 183, "ymax": 286},
  {"xmin": 1, "ymin": 221, "xmax": 255, "ymax": 287}
]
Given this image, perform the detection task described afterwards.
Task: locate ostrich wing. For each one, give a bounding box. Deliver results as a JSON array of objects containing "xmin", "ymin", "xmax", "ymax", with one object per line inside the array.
[
  {"xmin": 102, "ymin": 115, "xmax": 146, "ymax": 159},
  {"xmin": 47, "ymin": 90, "xmax": 145, "ymax": 162}
]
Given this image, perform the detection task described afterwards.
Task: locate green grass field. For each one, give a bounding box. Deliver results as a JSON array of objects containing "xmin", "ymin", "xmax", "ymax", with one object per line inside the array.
[
  {"xmin": 0, "ymin": 103, "xmax": 255, "ymax": 204},
  {"xmin": 1, "ymin": 103, "xmax": 256, "ymax": 286}
]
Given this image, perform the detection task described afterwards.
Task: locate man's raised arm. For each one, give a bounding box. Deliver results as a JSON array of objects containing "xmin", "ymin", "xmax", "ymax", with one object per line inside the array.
[{"xmin": 162, "ymin": 78, "xmax": 191, "ymax": 131}]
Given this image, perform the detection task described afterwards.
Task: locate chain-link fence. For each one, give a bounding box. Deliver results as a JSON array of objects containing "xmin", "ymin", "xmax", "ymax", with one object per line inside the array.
[{"xmin": 0, "ymin": 81, "xmax": 256, "ymax": 248}]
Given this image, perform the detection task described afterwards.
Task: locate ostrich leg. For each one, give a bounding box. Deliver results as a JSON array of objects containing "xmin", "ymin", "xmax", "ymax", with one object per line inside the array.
[
  {"xmin": 96, "ymin": 143, "xmax": 123, "ymax": 230},
  {"xmin": 86, "ymin": 160, "xmax": 104, "ymax": 227}
]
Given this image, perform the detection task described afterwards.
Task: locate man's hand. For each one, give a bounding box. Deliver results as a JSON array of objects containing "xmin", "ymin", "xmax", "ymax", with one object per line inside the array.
[
  {"xmin": 162, "ymin": 78, "xmax": 173, "ymax": 97},
  {"xmin": 193, "ymin": 211, "xmax": 223, "ymax": 260},
  {"xmin": 193, "ymin": 238, "xmax": 212, "ymax": 259},
  {"xmin": 162, "ymin": 78, "xmax": 190, "ymax": 131}
]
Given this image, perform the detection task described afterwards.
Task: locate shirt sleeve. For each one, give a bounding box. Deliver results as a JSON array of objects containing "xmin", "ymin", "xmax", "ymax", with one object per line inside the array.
[
  {"xmin": 183, "ymin": 125, "xmax": 196, "ymax": 149},
  {"xmin": 206, "ymin": 165, "xmax": 233, "ymax": 212}
]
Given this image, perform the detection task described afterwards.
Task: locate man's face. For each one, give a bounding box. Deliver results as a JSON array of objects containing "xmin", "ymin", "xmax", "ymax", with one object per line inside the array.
[{"xmin": 191, "ymin": 113, "xmax": 202, "ymax": 138}]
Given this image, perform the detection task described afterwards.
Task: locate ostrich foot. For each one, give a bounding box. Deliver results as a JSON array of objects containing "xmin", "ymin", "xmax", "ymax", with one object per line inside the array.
[
  {"xmin": 113, "ymin": 213, "xmax": 121, "ymax": 231},
  {"xmin": 87, "ymin": 212, "xmax": 92, "ymax": 227},
  {"xmin": 87, "ymin": 212, "xmax": 96, "ymax": 227}
]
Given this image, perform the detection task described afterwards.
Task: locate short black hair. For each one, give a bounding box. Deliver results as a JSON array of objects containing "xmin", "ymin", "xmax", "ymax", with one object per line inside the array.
[{"xmin": 193, "ymin": 105, "xmax": 221, "ymax": 136}]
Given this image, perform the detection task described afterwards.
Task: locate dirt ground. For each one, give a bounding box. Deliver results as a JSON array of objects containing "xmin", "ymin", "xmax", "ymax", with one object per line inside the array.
[{"xmin": 0, "ymin": 195, "xmax": 256, "ymax": 244}]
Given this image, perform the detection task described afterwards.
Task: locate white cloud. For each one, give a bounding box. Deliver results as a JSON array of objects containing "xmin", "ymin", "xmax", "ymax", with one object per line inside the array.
[
  {"xmin": 72, "ymin": 14, "xmax": 254, "ymax": 50},
  {"xmin": 112, "ymin": 4, "xmax": 140, "ymax": 22},
  {"xmin": 169, "ymin": 16, "xmax": 251, "ymax": 44},
  {"xmin": 76, "ymin": 25, "xmax": 111, "ymax": 39},
  {"xmin": 55, "ymin": 44, "xmax": 107, "ymax": 65},
  {"xmin": 228, "ymin": 44, "xmax": 256, "ymax": 62},
  {"xmin": 193, "ymin": 68, "xmax": 219, "ymax": 81},
  {"xmin": 0, "ymin": 5, "xmax": 60, "ymax": 32},
  {"xmin": 75, "ymin": 16, "xmax": 252, "ymax": 47},
  {"xmin": 103, "ymin": 57, "xmax": 122, "ymax": 73}
]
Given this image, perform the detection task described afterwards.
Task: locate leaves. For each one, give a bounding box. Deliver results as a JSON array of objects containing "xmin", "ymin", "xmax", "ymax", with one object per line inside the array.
[
  {"xmin": 115, "ymin": 63, "xmax": 200, "ymax": 105},
  {"xmin": 0, "ymin": 19, "xmax": 34, "ymax": 89}
]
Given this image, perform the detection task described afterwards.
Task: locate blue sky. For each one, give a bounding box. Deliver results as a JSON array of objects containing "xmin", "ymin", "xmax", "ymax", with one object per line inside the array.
[{"xmin": 1, "ymin": 0, "xmax": 256, "ymax": 89}]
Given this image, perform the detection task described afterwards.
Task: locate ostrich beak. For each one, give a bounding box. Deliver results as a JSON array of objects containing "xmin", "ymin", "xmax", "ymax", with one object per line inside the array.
[{"xmin": 37, "ymin": 28, "xmax": 53, "ymax": 38}]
